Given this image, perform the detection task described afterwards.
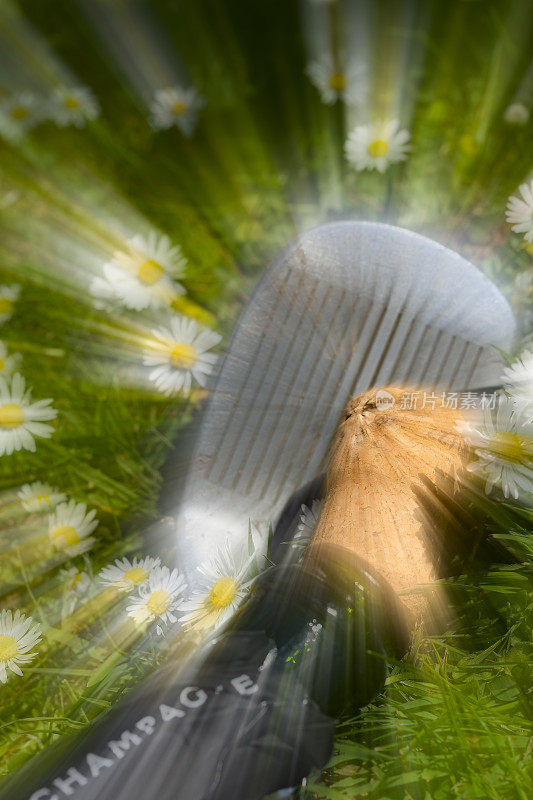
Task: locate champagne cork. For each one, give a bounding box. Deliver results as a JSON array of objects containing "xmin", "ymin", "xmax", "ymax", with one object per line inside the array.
[{"xmin": 308, "ymin": 387, "xmax": 468, "ymax": 626}]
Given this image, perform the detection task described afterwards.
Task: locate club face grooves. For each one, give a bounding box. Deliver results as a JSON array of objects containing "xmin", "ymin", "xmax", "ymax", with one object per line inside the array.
[{"xmin": 177, "ymin": 222, "xmax": 515, "ymax": 580}]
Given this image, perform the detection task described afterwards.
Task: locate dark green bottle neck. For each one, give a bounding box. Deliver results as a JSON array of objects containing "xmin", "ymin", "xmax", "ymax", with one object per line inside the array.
[{"xmin": 224, "ymin": 548, "xmax": 409, "ymax": 716}]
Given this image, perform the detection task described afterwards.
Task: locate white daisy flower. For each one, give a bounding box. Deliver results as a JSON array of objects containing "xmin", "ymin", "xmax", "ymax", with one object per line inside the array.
[
  {"xmin": 0, "ymin": 609, "xmax": 42, "ymax": 684},
  {"xmin": 127, "ymin": 566, "xmax": 186, "ymax": 635},
  {"xmin": 295, "ymin": 499, "xmax": 323, "ymax": 544},
  {"xmin": 0, "ymin": 92, "xmax": 43, "ymax": 141},
  {"xmin": 503, "ymin": 103, "xmax": 530, "ymax": 125},
  {"xmin": 90, "ymin": 232, "xmax": 186, "ymax": 311},
  {"xmin": 345, "ymin": 119, "xmax": 411, "ymax": 173},
  {"xmin": 506, "ymin": 181, "xmax": 533, "ymax": 242},
  {"xmin": 49, "ymin": 86, "xmax": 100, "ymax": 128},
  {"xmin": 149, "ymin": 86, "xmax": 205, "ymax": 136},
  {"xmin": 143, "ymin": 315, "xmax": 221, "ymax": 396},
  {"xmin": 59, "ymin": 558, "xmax": 93, "ymax": 615},
  {"xmin": 0, "ymin": 373, "xmax": 57, "ymax": 456},
  {"xmin": 306, "ymin": 55, "xmax": 365, "ymax": 106},
  {"xmin": 59, "ymin": 565, "xmax": 92, "ymax": 596},
  {"xmin": 178, "ymin": 540, "xmax": 257, "ymax": 631},
  {"xmin": 502, "ymin": 351, "xmax": 533, "ymax": 423},
  {"xmin": 18, "ymin": 481, "xmax": 67, "ymax": 513},
  {"xmin": 0, "ymin": 284, "xmax": 21, "ymax": 325},
  {"xmin": 48, "ymin": 500, "xmax": 98, "ymax": 557},
  {"xmin": 459, "ymin": 397, "xmax": 533, "ymax": 500},
  {"xmin": 61, "ymin": 570, "xmax": 91, "ymax": 616},
  {"xmin": 99, "ymin": 556, "xmax": 160, "ymax": 592},
  {"xmin": 0, "ymin": 341, "xmax": 21, "ymax": 377}
]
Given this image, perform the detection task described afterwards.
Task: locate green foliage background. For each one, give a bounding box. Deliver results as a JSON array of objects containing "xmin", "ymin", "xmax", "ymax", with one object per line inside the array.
[{"xmin": 0, "ymin": 0, "xmax": 532, "ymax": 798}]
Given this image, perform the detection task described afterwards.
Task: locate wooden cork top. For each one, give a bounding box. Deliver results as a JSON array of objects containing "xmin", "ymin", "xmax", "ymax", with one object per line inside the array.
[{"xmin": 307, "ymin": 386, "xmax": 468, "ymax": 625}]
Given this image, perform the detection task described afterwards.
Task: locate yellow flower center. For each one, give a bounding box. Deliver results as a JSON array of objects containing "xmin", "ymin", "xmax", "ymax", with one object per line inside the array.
[
  {"xmin": 489, "ymin": 431, "xmax": 525, "ymax": 463},
  {"xmin": 147, "ymin": 588, "xmax": 170, "ymax": 616},
  {"xmin": 0, "ymin": 298, "xmax": 13, "ymax": 314},
  {"xmin": 209, "ymin": 576, "xmax": 238, "ymax": 609},
  {"xmin": 172, "ymin": 100, "xmax": 186, "ymax": 115},
  {"xmin": 329, "ymin": 73, "xmax": 346, "ymax": 92},
  {"xmin": 367, "ymin": 139, "xmax": 389, "ymax": 158},
  {"xmin": 64, "ymin": 96, "xmax": 80, "ymax": 109},
  {"xmin": 170, "ymin": 343, "xmax": 198, "ymax": 369},
  {"xmin": 10, "ymin": 106, "xmax": 27, "ymax": 121},
  {"xmin": 124, "ymin": 567, "xmax": 148, "ymax": 584},
  {"xmin": 36, "ymin": 494, "xmax": 51, "ymax": 505},
  {"xmin": 72, "ymin": 572, "xmax": 82, "ymax": 585},
  {"xmin": 52, "ymin": 525, "xmax": 80, "ymax": 548},
  {"xmin": 0, "ymin": 633, "xmax": 18, "ymax": 661},
  {"xmin": 137, "ymin": 259, "xmax": 164, "ymax": 285},
  {"xmin": 0, "ymin": 403, "xmax": 24, "ymax": 428},
  {"xmin": 0, "ymin": 359, "xmax": 4, "ymax": 371}
]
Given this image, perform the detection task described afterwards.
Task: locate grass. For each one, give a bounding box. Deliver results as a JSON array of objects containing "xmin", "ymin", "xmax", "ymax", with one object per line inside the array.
[
  {"xmin": 0, "ymin": 0, "xmax": 532, "ymax": 797},
  {"xmin": 306, "ymin": 564, "xmax": 533, "ymax": 799}
]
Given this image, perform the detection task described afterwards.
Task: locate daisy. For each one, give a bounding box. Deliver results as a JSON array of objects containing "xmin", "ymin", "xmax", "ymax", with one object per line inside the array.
[
  {"xmin": 127, "ymin": 566, "xmax": 186, "ymax": 635},
  {"xmin": 0, "ymin": 609, "xmax": 42, "ymax": 684},
  {"xmin": 49, "ymin": 86, "xmax": 100, "ymax": 128},
  {"xmin": 0, "ymin": 284, "xmax": 21, "ymax": 325},
  {"xmin": 506, "ymin": 180, "xmax": 533, "ymax": 242},
  {"xmin": 99, "ymin": 556, "xmax": 160, "ymax": 592},
  {"xmin": 59, "ymin": 565, "xmax": 92, "ymax": 596},
  {"xmin": 18, "ymin": 481, "xmax": 67, "ymax": 513},
  {"xmin": 503, "ymin": 103, "xmax": 530, "ymax": 125},
  {"xmin": 178, "ymin": 540, "xmax": 257, "ymax": 631},
  {"xmin": 459, "ymin": 397, "xmax": 533, "ymax": 500},
  {"xmin": 0, "ymin": 373, "xmax": 57, "ymax": 456},
  {"xmin": 502, "ymin": 351, "xmax": 533, "ymax": 423},
  {"xmin": 149, "ymin": 86, "xmax": 205, "ymax": 136},
  {"xmin": 48, "ymin": 500, "xmax": 98, "ymax": 557},
  {"xmin": 295, "ymin": 499, "xmax": 323, "ymax": 544},
  {"xmin": 59, "ymin": 566, "xmax": 92, "ymax": 616},
  {"xmin": 0, "ymin": 341, "xmax": 21, "ymax": 377},
  {"xmin": 0, "ymin": 92, "xmax": 43, "ymax": 141},
  {"xmin": 143, "ymin": 315, "xmax": 221, "ymax": 396},
  {"xmin": 345, "ymin": 119, "xmax": 411, "ymax": 173},
  {"xmin": 90, "ymin": 232, "xmax": 186, "ymax": 311},
  {"xmin": 306, "ymin": 55, "xmax": 365, "ymax": 106}
]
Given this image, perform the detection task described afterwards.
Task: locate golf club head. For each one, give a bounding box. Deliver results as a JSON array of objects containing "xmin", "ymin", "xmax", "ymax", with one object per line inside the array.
[{"xmin": 176, "ymin": 221, "xmax": 515, "ymax": 585}]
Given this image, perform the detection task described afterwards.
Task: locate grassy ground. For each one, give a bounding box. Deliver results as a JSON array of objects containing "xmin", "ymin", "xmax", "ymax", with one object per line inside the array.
[{"xmin": 0, "ymin": 0, "xmax": 532, "ymax": 797}]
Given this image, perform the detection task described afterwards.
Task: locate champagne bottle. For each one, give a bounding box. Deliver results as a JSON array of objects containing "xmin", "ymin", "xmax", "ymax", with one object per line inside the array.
[{"xmin": 0, "ymin": 550, "xmax": 401, "ymax": 800}]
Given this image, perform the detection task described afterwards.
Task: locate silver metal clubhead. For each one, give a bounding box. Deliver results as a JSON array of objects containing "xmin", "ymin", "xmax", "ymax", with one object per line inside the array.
[{"xmin": 176, "ymin": 222, "xmax": 515, "ymax": 585}]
